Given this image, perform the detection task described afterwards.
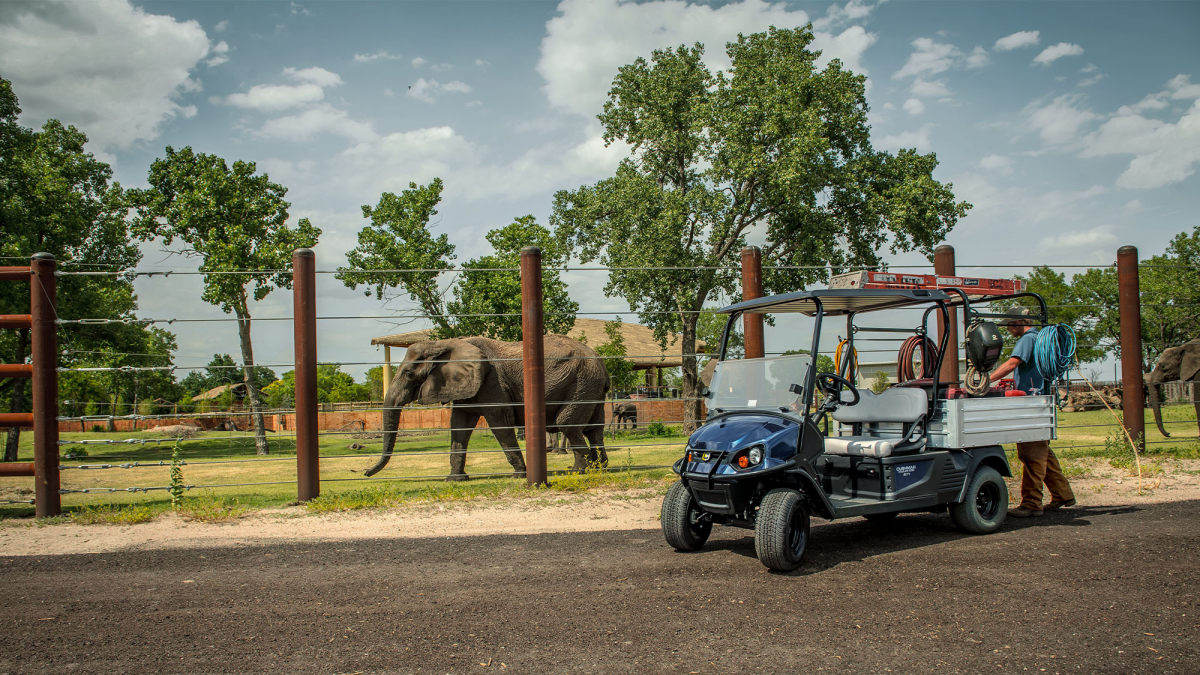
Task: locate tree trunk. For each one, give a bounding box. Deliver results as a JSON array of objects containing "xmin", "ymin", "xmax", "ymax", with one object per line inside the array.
[
  {"xmin": 235, "ymin": 297, "xmax": 270, "ymax": 456},
  {"xmin": 4, "ymin": 329, "xmax": 28, "ymax": 462},
  {"xmin": 680, "ymin": 313, "xmax": 701, "ymax": 434}
]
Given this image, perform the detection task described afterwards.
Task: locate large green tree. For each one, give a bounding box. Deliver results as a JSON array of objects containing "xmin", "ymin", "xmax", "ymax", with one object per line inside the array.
[
  {"xmin": 128, "ymin": 147, "xmax": 320, "ymax": 455},
  {"xmin": 552, "ymin": 27, "xmax": 970, "ymax": 429},
  {"xmin": 0, "ymin": 78, "xmax": 164, "ymax": 458},
  {"xmin": 338, "ymin": 182, "xmax": 577, "ymax": 340}
]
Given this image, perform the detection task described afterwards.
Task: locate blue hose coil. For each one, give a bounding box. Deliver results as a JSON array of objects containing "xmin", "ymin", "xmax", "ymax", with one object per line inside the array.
[{"xmin": 1034, "ymin": 323, "xmax": 1076, "ymax": 381}]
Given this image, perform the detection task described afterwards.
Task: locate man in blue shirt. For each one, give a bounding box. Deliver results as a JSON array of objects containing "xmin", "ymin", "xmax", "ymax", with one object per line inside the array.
[{"xmin": 990, "ymin": 308, "xmax": 1076, "ymax": 517}]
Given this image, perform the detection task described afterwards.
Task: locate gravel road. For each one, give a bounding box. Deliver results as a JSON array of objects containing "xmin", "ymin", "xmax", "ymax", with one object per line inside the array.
[{"xmin": 3, "ymin": 499, "xmax": 1197, "ymax": 674}]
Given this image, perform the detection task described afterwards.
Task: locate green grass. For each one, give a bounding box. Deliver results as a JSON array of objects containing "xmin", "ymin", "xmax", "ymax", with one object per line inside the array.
[{"xmin": 2, "ymin": 403, "xmax": 1194, "ymax": 523}]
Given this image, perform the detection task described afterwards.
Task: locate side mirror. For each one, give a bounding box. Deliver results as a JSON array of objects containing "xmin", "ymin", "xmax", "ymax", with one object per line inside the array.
[{"xmin": 788, "ymin": 383, "xmax": 804, "ymax": 396}]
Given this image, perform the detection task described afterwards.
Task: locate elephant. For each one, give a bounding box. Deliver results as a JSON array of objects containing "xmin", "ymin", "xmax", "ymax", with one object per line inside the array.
[
  {"xmin": 612, "ymin": 402, "xmax": 638, "ymax": 430},
  {"xmin": 364, "ymin": 335, "xmax": 610, "ymax": 480},
  {"xmin": 1146, "ymin": 339, "xmax": 1200, "ymax": 438}
]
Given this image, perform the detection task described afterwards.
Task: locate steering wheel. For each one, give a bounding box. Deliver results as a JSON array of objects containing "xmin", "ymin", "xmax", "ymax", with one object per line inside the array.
[{"xmin": 816, "ymin": 372, "xmax": 860, "ymax": 407}]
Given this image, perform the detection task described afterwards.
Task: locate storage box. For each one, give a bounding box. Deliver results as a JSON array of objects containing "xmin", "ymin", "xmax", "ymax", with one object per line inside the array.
[{"xmin": 926, "ymin": 395, "xmax": 1056, "ymax": 448}]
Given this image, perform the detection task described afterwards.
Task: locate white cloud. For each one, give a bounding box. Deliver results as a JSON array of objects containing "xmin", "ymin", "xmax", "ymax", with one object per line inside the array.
[
  {"xmin": 217, "ymin": 83, "xmax": 325, "ymax": 111},
  {"xmin": 1033, "ymin": 42, "xmax": 1084, "ymax": 66},
  {"xmin": 911, "ymin": 78, "xmax": 950, "ymax": 98},
  {"xmin": 258, "ymin": 104, "xmax": 377, "ymax": 143},
  {"xmin": 411, "ymin": 57, "xmax": 427, "ymax": 68},
  {"xmin": 1080, "ymin": 63, "xmax": 1098, "ymax": 73},
  {"xmin": 282, "ymin": 66, "xmax": 343, "ymax": 87},
  {"xmin": 0, "ymin": 0, "xmax": 210, "ymax": 151},
  {"xmin": 979, "ymin": 154, "xmax": 1013, "ymax": 175},
  {"xmin": 465, "ymin": 100, "xmax": 482, "ymax": 108},
  {"xmin": 206, "ymin": 41, "xmax": 230, "ymax": 67},
  {"xmin": 966, "ymin": 46, "xmax": 989, "ymax": 69},
  {"xmin": 1078, "ymin": 73, "xmax": 1106, "ymax": 87},
  {"xmin": 430, "ymin": 63, "xmax": 454, "ymax": 73},
  {"xmin": 1039, "ymin": 225, "xmax": 1118, "ymax": 250},
  {"xmin": 407, "ymin": 78, "xmax": 473, "ymax": 103},
  {"xmin": 878, "ymin": 124, "xmax": 933, "ymax": 152},
  {"xmin": 538, "ymin": 0, "xmax": 876, "ymax": 117},
  {"xmin": 902, "ymin": 98, "xmax": 924, "ymax": 115},
  {"xmin": 1123, "ymin": 199, "xmax": 1142, "ymax": 214},
  {"xmin": 893, "ymin": 37, "xmax": 958, "ymax": 80},
  {"xmin": 214, "ymin": 20, "xmax": 229, "ymax": 32},
  {"xmin": 1026, "ymin": 94, "xmax": 1098, "ymax": 145},
  {"xmin": 811, "ymin": 0, "xmax": 879, "ymax": 31},
  {"xmin": 994, "ymin": 30, "xmax": 1039, "ymax": 52},
  {"xmin": 882, "ymin": 102, "xmax": 895, "ymax": 110},
  {"xmin": 384, "ymin": 88, "xmax": 395, "ymax": 98},
  {"xmin": 354, "ymin": 50, "xmax": 401, "ymax": 63},
  {"xmin": 475, "ymin": 59, "xmax": 490, "ymax": 68},
  {"xmin": 1080, "ymin": 78, "xmax": 1200, "ymax": 189},
  {"xmin": 290, "ymin": 2, "xmax": 312, "ymax": 17}
]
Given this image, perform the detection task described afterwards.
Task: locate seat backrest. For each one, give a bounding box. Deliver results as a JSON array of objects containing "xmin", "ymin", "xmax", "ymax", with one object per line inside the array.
[{"xmin": 832, "ymin": 388, "xmax": 927, "ymax": 424}]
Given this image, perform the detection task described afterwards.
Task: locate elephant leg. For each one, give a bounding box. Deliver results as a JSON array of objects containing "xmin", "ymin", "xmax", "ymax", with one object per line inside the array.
[
  {"xmin": 446, "ymin": 409, "xmax": 479, "ymax": 482},
  {"xmin": 565, "ymin": 427, "xmax": 592, "ymax": 472},
  {"xmin": 486, "ymin": 411, "xmax": 526, "ymax": 478},
  {"xmin": 550, "ymin": 431, "xmax": 567, "ymax": 454},
  {"xmin": 1193, "ymin": 381, "xmax": 1200, "ymax": 437},
  {"xmin": 587, "ymin": 404, "xmax": 608, "ymax": 467}
]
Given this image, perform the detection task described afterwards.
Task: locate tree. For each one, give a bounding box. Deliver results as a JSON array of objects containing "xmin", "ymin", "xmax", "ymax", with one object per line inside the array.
[
  {"xmin": 128, "ymin": 147, "xmax": 320, "ymax": 455},
  {"xmin": 594, "ymin": 319, "xmax": 638, "ymax": 392},
  {"xmin": 553, "ymin": 27, "xmax": 969, "ymax": 430},
  {"xmin": 1, "ymin": 78, "xmax": 162, "ymax": 457},
  {"xmin": 696, "ymin": 310, "xmax": 742, "ymax": 358},
  {"xmin": 179, "ymin": 354, "xmax": 276, "ymax": 398},
  {"xmin": 998, "ymin": 266, "xmax": 1104, "ymax": 364},
  {"xmin": 445, "ymin": 216, "xmax": 577, "ymax": 340},
  {"xmin": 338, "ymin": 184, "xmax": 577, "ymax": 339},
  {"xmin": 263, "ymin": 365, "xmax": 371, "ymax": 405}
]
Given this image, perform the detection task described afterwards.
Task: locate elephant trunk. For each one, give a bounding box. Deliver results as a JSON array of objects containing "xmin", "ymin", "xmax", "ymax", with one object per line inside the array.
[
  {"xmin": 1148, "ymin": 380, "xmax": 1170, "ymax": 438},
  {"xmin": 364, "ymin": 395, "xmax": 404, "ymax": 477}
]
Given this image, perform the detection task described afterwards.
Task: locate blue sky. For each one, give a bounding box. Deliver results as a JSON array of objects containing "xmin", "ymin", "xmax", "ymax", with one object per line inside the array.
[{"xmin": 1, "ymin": 0, "xmax": 1197, "ymax": 377}]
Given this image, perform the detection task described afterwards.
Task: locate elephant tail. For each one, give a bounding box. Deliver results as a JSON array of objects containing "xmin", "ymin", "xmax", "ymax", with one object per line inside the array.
[{"xmin": 364, "ymin": 403, "xmax": 403, "ymax": 477}]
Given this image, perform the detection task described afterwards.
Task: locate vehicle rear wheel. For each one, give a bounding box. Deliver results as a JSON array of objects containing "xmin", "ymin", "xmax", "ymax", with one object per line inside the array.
[
  {"xmin": 950, "ymin": 466, "xmax": 1008, "ymax": 534},
  {"xmin": 755, "ymin": 489, "xmax": 810, "ymax": 572},
  {"xmin": 661, "ymin": 481, "xmax": 712, "ymax": 551}
]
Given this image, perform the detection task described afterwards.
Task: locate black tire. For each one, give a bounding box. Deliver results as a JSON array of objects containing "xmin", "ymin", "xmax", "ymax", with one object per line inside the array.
[
  {"xmin": 950, "ymin": 466, "xmax": 1008, "ymax": 534},
  {"xmin": 754, "ymin": 489, "xmax": 811, "ymax": 572},
  {"xmin": 864, "ymin": 511, "xmax": 899, "ymax": 523},
  {"xmin": 661, "ymin": 481, "xmax": 712, "ymax": 551}
]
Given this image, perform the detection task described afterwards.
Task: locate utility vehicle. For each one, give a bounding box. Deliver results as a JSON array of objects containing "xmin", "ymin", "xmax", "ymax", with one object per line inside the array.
[{"xmin": 661, "ymin": 285, "xmax": 1057, "ymax": 571}]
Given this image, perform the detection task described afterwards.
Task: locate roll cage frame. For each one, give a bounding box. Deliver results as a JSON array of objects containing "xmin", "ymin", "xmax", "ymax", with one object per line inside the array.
[{"xmin": 714, "ymin": 288, "xmax": 1051, "ymax": 419}]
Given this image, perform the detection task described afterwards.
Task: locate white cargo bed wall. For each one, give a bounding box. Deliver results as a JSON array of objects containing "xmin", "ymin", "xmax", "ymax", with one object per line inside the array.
[{"xmin": 927, "ymin": 396, "xmax": 1057, "ymax": 448}]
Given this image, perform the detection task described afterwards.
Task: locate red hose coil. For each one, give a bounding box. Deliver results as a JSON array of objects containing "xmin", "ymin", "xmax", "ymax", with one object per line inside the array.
[{"xmin": 897, "ymin": 335, "xmax": 939, "ymax": 382}]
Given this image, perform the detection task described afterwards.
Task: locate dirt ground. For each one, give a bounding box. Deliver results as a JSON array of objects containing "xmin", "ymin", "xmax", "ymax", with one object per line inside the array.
[{"xmin": 1, "ymin": 472, "xmax": 1198, "ymax": 674}]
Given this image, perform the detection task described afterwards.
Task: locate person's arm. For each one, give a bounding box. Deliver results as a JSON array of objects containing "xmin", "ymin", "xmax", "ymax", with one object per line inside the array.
[{"xmin": 990, "ymin": 356, "xmax": 1022, "ymax": 382}]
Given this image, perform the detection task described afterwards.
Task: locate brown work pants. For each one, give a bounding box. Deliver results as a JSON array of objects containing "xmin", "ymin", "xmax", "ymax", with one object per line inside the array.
[{"xmin": 1016, "ymin": 440, "xmax": 1075, "ymax": 511}]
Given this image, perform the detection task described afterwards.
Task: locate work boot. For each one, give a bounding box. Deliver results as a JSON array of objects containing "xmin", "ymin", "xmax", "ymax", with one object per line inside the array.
[
  {"xmin": 1007, "ymin": 506, "xmax": 1043, "ymax": 518},
  {"xmin": 1046, "ymin": 498, "xmax": 1077, "ymax": 510}
]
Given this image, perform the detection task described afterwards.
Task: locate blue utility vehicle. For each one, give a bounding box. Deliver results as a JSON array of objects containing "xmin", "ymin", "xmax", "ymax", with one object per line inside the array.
[{"xmin": 662, "ymin": 287, "xmax": 1056, "ymax": 571}]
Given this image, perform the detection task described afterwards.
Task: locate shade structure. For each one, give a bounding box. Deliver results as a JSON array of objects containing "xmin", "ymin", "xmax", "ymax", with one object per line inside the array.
[{"xmin": 719, "ymin": 289, "xmax": 954, "ymax": 317}]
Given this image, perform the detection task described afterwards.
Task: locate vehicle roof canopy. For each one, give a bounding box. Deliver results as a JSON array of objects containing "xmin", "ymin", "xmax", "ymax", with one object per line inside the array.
[{"xmin": 718, "ymin": 288, "xmax": 952, "ymax": 317}]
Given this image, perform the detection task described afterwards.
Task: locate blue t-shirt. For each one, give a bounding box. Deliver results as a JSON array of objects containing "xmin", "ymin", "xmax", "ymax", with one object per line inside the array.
[{"xmin": 1010, "ymin": 327, "xmax": 1043, "ymax": 395}]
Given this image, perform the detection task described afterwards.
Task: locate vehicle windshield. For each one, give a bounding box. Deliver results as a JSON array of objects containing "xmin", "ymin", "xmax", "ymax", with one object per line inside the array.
[{"xmin": 708, "ymin": 354, "xmax": 812, "ymax": 413}]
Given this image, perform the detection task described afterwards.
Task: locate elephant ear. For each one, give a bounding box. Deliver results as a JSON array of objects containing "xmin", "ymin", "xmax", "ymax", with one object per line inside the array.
[
  {"xmin": 1181, "ymin": 345, "xmax": 1200, "ymax": 383},
  {"xmin": 416, "ymin": 340, "xmax": 486, "ymax": 405}
]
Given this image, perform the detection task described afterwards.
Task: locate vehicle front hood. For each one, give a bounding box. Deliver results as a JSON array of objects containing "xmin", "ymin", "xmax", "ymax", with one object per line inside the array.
[{"xmin": 688, "ymin": 413, "xmax": 798, "ymax": 452}]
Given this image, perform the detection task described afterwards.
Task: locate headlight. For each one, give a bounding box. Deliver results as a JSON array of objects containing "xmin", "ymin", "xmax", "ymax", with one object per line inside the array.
[
  {"xmin": 748, "ymin": 446, "xmax": 763, "ymax": 465},
  {"xmin": 732, "ymin": 445, "xmax": 764, "ymax": 470}
]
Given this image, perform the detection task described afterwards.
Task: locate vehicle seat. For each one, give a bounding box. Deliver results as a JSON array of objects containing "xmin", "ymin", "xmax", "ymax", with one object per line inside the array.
[{"xmin": 824, "ymin": 388, "xmax": 927, "ymax": 458}]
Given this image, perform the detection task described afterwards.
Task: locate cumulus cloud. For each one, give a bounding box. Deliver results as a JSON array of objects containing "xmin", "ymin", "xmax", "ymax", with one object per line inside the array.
[
  {"xmin": 903, "ymin": 98, "xmax": 924, "ymax": 115},
  {"xmin": 538, "ymin": 0, "xmax": 877, "ymax": 117},
  {"xmin": 979, "ymin": 154, "xmax": 1013, "ymax": 175},
  {"xmin": 1078, "ymin": 73, "xmax": 1106, "ymax": 88},
  {"xmin": 214, "ymin": 19, "xmax": 229, "ymax": 32},
  {"xmin": 911, "ymin": 78, "xmax": 951, "ymax": 98},
  {"xmin": 410, "ymin": 57, "xmax": 427, "ymax": 68},
  {"xmin": 257, "ymin": 103, "xmax": 377, "ymax": 143},
  {"xmin": 878, "ymin": 124, "xmax": 933, "ymax": 152},
  {"xmin": 966, "ymin": 46, "xmax": 989, "ymax": 69},
  {"xmin": 282, "ymin": 66, "xmax": 343, "ymax": 87},
  {"xmin": 893, "ymin": 37, "xmax": 959, "ymax": 80},
  {"xmin": 1039, "ymin": 225, "xmax": 1118, "ymax": 250},
  {"xmin": 1079, "ymin": 75, "xmax": 1200, "ymax": 189},
  {"xmin": 407, "ymin": 78, "xmax": 473, "ymax": 103},
  {"xmin": 811, "ymin": 0, "xmax": 879, "ymax": 31},
  {"xmin": 216, "ymin": 67, "xmax": 343, "ymax": 111},
  {"xmin": 0, "ymin": 0, "xmax": 210, "ymax": 151},
  {"xmin": 354, "ymin": 50, "xmax": 401, "ymax": 63},
  {"xmin": 207, "ymin": 41, "xmax": 230, "ymax": 67},
  {"xmin": 1025, "ymin": 94, "xmax": 1098, "ymax": 145},
  {"xmin": 1033, "ymin": 42, "xmax": 1084, "ymax": 66},
  {"xmin": 994, "ymin": 30, "xmax": 1039, "ymax": 51}
]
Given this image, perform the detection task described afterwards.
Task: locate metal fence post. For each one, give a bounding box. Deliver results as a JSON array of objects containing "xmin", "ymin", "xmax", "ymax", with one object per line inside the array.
[
  {"xmin": 741, "ymin": 247, "xmax": 764, "ymax": 359},
  {"xmin": 293, "ymin": 248, "xmax": 319, "ymax": 501},
  {"xmin": 1117, "ymin": 245, "xmax": 1145, "ymax": 450},
  {"xmin": 934, "ymin": 244, "xmax": 959, "ymax": 386},
  {"xmin": 520, "ymin": 246, "xmax": 547, "ymax": 487},
  {"xmin": 30, "ymin": 253, "xmax": 60, "ymax": 517}
]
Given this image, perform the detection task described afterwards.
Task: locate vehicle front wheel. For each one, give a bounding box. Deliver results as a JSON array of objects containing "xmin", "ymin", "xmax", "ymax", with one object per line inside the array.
[
  {"xmin": 950, "ymin": 466, "xmax": 1008, "ymax": 534},
  {"xmin": 661, "ymin": 481, "xmax": 712, "ymax": 551},
  {"xmin": 755, "ymin": 489, "xmax": 811, "ymax": 572}
]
